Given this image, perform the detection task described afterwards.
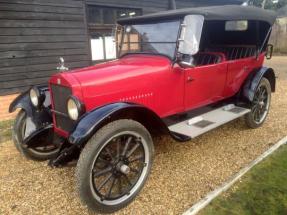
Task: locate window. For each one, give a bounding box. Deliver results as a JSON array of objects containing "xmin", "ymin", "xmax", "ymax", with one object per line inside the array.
[
  {"xmin": 87, "ymin": 6, "xmax": 142, "ymax": 25},
  {"xmin": 118, "ymin": 20, "xmax": 181, "ymax": 59},
  {"xmin": 116, "ymin": 9, "xmax": 140, "ymax": 19},
  {"xmin": 225, "ymin": 20, "xmax": 248, "ymax": 31},
  {"xmin": 90, "ymin": 32, "xmax": 116, "ymax": 61},
  {"xmin": 103, "ymin": 8, "xmax": 115, "ymax": 24},
  {"xmin": 88, "ymin": 7, "xmax": 101, "ymax": 24},
  {"xmin": 87, "ymin": 6, "xmax": 142, "ymax": 62}
]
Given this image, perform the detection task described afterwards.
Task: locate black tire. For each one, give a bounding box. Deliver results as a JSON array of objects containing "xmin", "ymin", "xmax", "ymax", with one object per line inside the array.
[
  {"xmin": 76, "ymin": 119, "xmax": 154, "ymax": 214},
  {"xmin": 245, "ymin": 77, "xmax": 271, "ymax": 128},
  {"xmin": 12, "ymin": 110, "xmax": 60, "ymax": 161}
]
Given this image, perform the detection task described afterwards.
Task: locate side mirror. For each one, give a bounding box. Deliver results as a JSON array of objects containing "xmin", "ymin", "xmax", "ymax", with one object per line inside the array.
[
  {"xmin": 178, "ymin": 15, "xmax": 204, "ymax": 56},
  {"xmin": 265, "ymin": 44, "xmax": 273, "ymax": 60}
]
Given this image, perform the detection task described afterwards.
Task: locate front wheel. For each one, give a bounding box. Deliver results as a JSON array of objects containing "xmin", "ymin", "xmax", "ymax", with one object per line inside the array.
[
  {"xmin": 245, "ymin": 77, "xmax": 271, "ymax": 128},
  {"xmin": 76, "ymin": 119, "xmax": 154, "ymax": 213},
  {"xmin": 12, "ymin": 110, "xmax": 60, "ymax": 161}
]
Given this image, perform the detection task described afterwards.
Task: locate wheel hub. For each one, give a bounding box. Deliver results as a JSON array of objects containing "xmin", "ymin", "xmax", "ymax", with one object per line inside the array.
[
  {"xmin": 115, "ymin": 161, "xmax": 130, "ymax": 174},
  {"xmin": 120, "ymin": 164, "xmax": 130, "ymax": 174},
  {"xmin": 259, "ymin": 101, "xmax": 264, "ymax": 107}
]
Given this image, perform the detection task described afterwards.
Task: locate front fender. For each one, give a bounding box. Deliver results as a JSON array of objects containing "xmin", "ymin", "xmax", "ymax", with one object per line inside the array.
[
  {"xmin": 9, "ymin": 90, "xmax": 33, "ymax": 115},
  {"xmin": 9, "ymin": 86, "xmax": 52, "ymax": 129},
  {"xmin": 68, "ymin": 103, "xmax": 170, "ymax": 146},
  {"xmin": 243, "ymin": 67, "xmax": 276, "ymax": 102},
  {"xmin": 23, "ymin": 124, "xmax": 54, "ymax": 148}
]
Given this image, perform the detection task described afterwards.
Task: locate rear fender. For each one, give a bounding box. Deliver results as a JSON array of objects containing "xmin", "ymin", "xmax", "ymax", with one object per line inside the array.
[
  {"xmin": 243, "ymin": 67, "xmax": 276, "ymax": 102},
  {"xmin": 68, "ymin": 103, "xmax": 180, "ymax": 146}
]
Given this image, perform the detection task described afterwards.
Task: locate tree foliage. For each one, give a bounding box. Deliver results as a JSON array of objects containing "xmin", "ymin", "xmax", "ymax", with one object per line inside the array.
[{"xmin": 248, "ymin": 0, "xmax": 287, "ymax": 10}]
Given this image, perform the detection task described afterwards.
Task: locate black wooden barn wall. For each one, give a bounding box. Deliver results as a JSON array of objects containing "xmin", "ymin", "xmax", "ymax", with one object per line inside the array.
[
  {"xmin": 0, "ymin": 0, "xmax": 90, "ymax": 95},
  {"xmin": 0, "ymin": 0, "xmax": 244, "ymax": 95},
  {"xmin": 86, "ymin": 0, "xmax": 170, "ymax": 14},
  {"xmin": 86, "ymin": 0, "xmax": 245, "ymax": 13}
]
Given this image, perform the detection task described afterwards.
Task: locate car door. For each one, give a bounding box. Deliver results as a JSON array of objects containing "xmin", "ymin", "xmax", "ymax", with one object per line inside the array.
[{"xmin": 184, "ymin": 62, "xmax": 228, "ymax": 111}]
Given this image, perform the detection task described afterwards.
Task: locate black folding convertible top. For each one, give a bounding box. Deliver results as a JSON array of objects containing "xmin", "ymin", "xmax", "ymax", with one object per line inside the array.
[{"xmin": 117, "ymin": 5, "xmax": 277, "ymax": 26}]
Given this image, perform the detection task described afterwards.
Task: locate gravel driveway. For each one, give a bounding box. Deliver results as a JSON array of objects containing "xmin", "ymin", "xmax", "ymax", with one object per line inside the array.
[{"xmin": 1, "ymin": 57, "xmax": 287, "ymax": 215}]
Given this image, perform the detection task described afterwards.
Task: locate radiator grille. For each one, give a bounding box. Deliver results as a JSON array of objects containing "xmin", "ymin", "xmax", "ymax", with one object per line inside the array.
[{"xmin": 50, "ymin": 84, "xmax": 75, "ymax": 132}]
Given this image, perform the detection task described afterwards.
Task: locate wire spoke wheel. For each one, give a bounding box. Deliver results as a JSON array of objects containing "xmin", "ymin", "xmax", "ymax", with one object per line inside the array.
[
  {"xmin": 251, "ymin": 84, "xmax": 270, "ymax": 124},
  {"xmin": 77, "ymin": 120, "xmax": 154, "ymax": 213},
  {"xmin": 245, "ymin": 77, "xmax": 271, "ymax": 128},
  {"xmin": 91, "ymin": 132, "xmax": 147, "ymax": 203}
]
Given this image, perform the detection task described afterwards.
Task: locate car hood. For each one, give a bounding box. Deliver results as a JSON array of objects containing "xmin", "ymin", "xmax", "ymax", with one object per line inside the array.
[
  {"xmin": 69, "ymin": 54, "xmax": 171, "ymax": 86},
  {"xmin": 60, "ymin": 54, "xmax": 172, "ymax": 109},
  {"xmin": 72, "ymin": 54, "xmax": 170, "ymax": 88}
]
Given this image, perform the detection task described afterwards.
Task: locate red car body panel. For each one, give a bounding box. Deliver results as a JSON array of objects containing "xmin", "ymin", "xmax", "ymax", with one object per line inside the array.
[
  {"xmin": 50, "ymin": 55, "xmax": 185, "ymax": 117},
  {"xmin": 184, "ymin": 60, "xmax": 228, "ymax": 110},
  {"xmin": 49, "ymin": 53, "xmax": 266, "ymax": 137},
  {"xmin": 224, "ymin": 54, "xmax": 265, "ymax": 97}
]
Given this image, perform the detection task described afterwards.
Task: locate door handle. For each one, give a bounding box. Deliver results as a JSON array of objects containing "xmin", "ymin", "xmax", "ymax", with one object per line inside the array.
[{"xmin": 187, "ymin": 76, "xmax": 194, "ymax": 82}]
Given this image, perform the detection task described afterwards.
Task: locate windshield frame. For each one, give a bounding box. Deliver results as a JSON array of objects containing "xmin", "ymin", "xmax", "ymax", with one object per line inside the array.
[{"xmin": 117, "ymin": 19, "xmax": 183, "ymax": 61}]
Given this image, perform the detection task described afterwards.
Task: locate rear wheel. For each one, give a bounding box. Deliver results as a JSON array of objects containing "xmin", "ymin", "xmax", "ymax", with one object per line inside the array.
[
  {"xmin": 12, "ymin": 110, "xmax": 60, "ymax": 161},
  {"xmin": 245, "ymin": 77, "xmax": 271, "ymax": 128},
  {"xmin": 76, "ymin": 119, "xmax": 154, "ymax": 213}
]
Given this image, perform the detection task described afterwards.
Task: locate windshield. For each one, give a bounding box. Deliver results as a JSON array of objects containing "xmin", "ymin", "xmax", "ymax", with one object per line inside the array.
[{"xmin": 118, "ymin": 20, "xmax": 181, "ymax": 59}]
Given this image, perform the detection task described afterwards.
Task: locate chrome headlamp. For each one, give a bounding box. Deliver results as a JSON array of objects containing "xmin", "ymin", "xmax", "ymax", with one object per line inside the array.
[
  {"xmin": 67, "ymin": 96, "xmax": 85, "ymax": 121},
  {"xmin": 29, "ymin": 87, "xmax": 46, "ymax": 108}
]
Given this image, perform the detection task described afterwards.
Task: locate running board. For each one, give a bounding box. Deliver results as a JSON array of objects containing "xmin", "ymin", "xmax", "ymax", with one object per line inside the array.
[{"xmin": 168, "ymin": 104, "xmax": 250, "ymax": 139}]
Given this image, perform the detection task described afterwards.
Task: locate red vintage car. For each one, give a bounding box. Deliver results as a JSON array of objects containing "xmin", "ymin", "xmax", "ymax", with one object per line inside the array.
[{"xmin": 9, "ymin": 5, "xmax": 276, "ymax": 213}]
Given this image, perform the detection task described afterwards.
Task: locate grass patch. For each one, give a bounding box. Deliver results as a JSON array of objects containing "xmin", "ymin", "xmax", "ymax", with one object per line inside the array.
[
  {"xmin": 0, "ymin": 119, "xmax": 14, "ymax": 143},
  {"xmin": 201, "ymin": 144, "xmax": 287, "ymax": 215}
]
